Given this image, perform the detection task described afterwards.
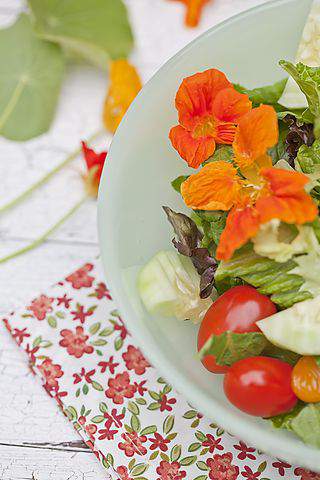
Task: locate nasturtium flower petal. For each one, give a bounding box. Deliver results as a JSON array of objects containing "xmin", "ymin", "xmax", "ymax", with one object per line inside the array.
[
  {"xmin": 181, "ymin": 161, "xmax": 242, "ymax": 211},
  {"xmin": 256, "ymin": 192, "xmax": 318, "ymax": 225},
  {"xmin": 81, "ymin": 141, "xmax": 107, "ymax": 197},
  {"xmin": 261, "ymin": 167, "xmax": 309, "ymax": 196},
  {"xmin": 212, "ymin": 87, "xmax": 252, "ymax": 122},
  {"xmin": 175, "ymin": 69, "xmax": 232, "ymax": 129},
  {"xmin": 233, "ymin": 105, "xmax": 279, "ymax": 169},
  {"xmin": 103, "ymin": 59, "xmax": 142, "ymax": 133},
  {"xmin": 179, "ymin": 0, "xmax": 211, "ymax": 27},
  {"xmin": 169, "ymin": 125, "xmax": 216, "ymax": 168},
  {"xmin": 216, "ymin": 204, "xmax": 261, "ymax": 260}
]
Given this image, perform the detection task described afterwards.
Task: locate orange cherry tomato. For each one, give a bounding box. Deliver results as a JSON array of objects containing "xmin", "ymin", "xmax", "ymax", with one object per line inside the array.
[{"xmin": 291, "ymin": 356, "xmax": 320, "ymax": 403}]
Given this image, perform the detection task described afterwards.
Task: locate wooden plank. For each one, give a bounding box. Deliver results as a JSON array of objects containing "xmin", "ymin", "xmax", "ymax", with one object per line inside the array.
[{"xmin": 0, "ymin": 444, "xmax": 111, "ymax": 480}]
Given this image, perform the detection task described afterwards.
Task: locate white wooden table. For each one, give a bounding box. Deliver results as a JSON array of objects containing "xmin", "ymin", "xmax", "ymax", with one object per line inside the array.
[{"xmin": 0, "ymin": 1, "xmax": 266, "ymax": 478}]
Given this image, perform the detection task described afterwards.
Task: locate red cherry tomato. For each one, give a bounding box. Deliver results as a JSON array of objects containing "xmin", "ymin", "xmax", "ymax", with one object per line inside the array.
[
  {"xmin": 197, "ymin": 286, "xmax": 277, "ymax": 373},
  {"xmin": 224, "ymin": 356, "xmax": 297, "ymax": 417}
]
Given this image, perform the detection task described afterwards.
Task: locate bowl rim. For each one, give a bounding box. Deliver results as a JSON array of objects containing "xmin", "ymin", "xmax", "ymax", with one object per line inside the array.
[{"xmin": 98, "ymin": 0, "xmax": 320, "ymax": 471}]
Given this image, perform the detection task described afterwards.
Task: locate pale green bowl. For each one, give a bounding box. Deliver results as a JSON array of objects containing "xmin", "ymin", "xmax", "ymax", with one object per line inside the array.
[{"xmin": 98, "ymin": 0, "xmax": 320, "ymax": 470}]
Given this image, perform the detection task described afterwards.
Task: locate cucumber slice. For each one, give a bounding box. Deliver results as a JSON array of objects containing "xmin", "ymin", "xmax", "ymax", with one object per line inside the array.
[
  {"xmin": 138, "ymin": 250, "xmax": 212, "ymax": 324},
  {"xmin": 257, "ymin": 295, "xmax": 320, "ymax": 355},
  {"xmin": 279, "ymin": 2, "xmax": 320, "ymax": 108}
]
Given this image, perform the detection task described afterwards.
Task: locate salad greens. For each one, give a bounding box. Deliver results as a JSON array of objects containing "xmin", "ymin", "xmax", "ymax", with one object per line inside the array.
[{"xmin": 138, "ymin": 18, "xmax": 320, "ymax": 446}]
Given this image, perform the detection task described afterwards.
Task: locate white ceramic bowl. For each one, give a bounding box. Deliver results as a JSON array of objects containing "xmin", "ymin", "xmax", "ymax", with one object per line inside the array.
[{"xmin": 98, "ymin": 0, "xmax": 320, "ymax": 471}]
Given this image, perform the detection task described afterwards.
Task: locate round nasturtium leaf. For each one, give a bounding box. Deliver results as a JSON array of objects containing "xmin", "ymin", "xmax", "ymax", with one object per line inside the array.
[
  {"xmin": 0, "ymin": 14, "xmax": 65, "ymax": 141},
  {"xmin": 28, "ymin": 0, "xmax": 134, "ymax": 68}
]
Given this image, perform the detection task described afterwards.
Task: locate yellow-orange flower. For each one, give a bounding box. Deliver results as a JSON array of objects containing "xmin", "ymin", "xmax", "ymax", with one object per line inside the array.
[
  {"xmin": 171, "ymin": 0, "xmax": 211, "ymax": 27},
  {"xmin": 169, "ymin": 69, "xmax": 252, "ymax": 168},
  {"xmin": 180, "ymin": 106, "xmax": 317, "ymax": 260},
  {"xmin": 103, "ymin": 59, "xmax": 142, "ymax": 134}
]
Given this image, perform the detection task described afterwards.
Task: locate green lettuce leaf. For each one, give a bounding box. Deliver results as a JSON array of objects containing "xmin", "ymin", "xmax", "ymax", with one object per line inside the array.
[
  {"xmin": 205, "ymin": 145, "xmax": 234, "ymax": 164},
  {"xmin": 215, "ymin": 245, "xmax": 312, "ymax": 309},
  {"xmin": 297, "ymin": 139, "xmax": 320, "ymax": 173},
  {"xmin": 194, "ymin": 211, "xmax": 227, "ymax": 247},
  {"xmin": 28, "ymin": 0, "xmax": 133, "ymax": 67},
  {"xmin": 171, "ymin": 175, "xmax": 189, "ymax": 193},
  {"xmin": 0, "ymin": 14, "xmax": 65, "ymax": 141},
  {"xmin": 279, "ymin": 61, "xmax": 320, "ymax": 124},
  {"xmin": 263, "ymin": 343, "xmax": 301, "ymax": 366},
  {"xmin": 199, "ymin": 332, "xmax": 268, "ymax": 367},
  {"xmin": 234, "ymin": 79, "xmax": 287, "ymax": 109},
  {"xmin": 291, "ymin": 403, "xmax": 320, "ymax": 448},
  {"xmin": 269, "ymin": 402, "xmax": 305, "ymax": 429}
]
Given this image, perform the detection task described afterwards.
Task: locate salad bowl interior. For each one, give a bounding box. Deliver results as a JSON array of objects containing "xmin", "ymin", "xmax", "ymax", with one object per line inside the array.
[{"xmin": 98, "ymin": 0, "xmax": 320, "ymax": 471}]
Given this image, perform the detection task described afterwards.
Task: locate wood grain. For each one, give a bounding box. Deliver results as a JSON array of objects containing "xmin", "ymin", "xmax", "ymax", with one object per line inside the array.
[{"xmin": 0, "ymin": 1, "xmax": 266, "ymax": 478}]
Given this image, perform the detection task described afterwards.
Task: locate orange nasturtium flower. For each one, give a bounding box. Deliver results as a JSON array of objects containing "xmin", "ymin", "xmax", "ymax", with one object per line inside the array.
[
  {"xmin": 171, "ymin": 0, "xmax": 211, "ymax": 27},
  {"xmin": 103, "ymin": 59, "xmax": 142, "ymax": 134},
  {"xmin": 81, "ymin": 141, "xmax": 107, "ymax": 197},
  {"xmin": 169, "ymin": 69, "xmax": 252, "ymax": 168},
  {"xmin": 181, "ymin": 105, "xmax": 318, "ymax": 260}
]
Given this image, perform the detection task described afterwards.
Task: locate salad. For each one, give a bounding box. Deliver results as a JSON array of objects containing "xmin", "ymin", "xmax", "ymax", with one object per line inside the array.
[{"xmin": 138, "ymin": 5, "xmax": 320, "ymax": 448}]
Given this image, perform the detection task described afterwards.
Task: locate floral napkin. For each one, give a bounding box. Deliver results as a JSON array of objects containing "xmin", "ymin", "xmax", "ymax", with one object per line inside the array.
[{"xmin": 2, "ymin": 261, "xmax": 318, "ymax": 480}]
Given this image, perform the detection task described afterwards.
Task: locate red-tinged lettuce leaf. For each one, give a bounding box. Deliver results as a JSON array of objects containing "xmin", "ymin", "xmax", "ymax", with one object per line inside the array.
[
  {"xmin": 163, "ymin": 207, "xmax": 217, "ymax": 298},
  {"xmin": 199, "ymin": 331, "xmax": 268, "ymax": 366},
  {"xmin": 283, "ymin": 114, "xmax": 314, "ymax": 164}
]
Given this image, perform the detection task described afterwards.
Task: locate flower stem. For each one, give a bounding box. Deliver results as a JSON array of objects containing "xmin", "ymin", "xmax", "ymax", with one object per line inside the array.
[
  {"xmin": 0, "ymin": 77, "xmax": 26, "ymax": 131},
  {"xmin": 0, "ymin": 129, "xmax": 104, "ymax": 215},
  {"xmin": 0, "ymin": 195, "xmax": 88, "ymax": 265}
]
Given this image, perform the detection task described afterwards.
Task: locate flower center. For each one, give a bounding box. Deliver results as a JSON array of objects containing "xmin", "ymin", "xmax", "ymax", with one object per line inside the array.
[{"xmin": 193, "ymin": 116, "xmax": 216, "ymax": 138}]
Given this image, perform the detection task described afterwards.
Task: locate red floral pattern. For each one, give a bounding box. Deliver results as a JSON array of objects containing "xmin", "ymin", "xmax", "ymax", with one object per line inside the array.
[
  {"xmin": 156, "ymin": 460, "xmax": 186, "ymax": 480},
  {"xmin": 4, "ymin": 261, "xmax": 318, "ymax": 480},
  {"xmin": 118, "ymin": 431, "xmax": 147, "ymax": 457},
  {"xmin": 27, "ymin": 294, "xmax": 53, "ymax": 320},
  {"xmin": 105, "ymin": 371, "xmax": 136, "ymax": 404},
  {"xmin": 38, "ymin": 358, "xmax": 63, "ymax": 389},
  {"xmin": 122, "ymin": 345, "xmax": 150, "ymax": 375},
  {"xmin": 206, "ymin": 453, "xmax": 239, "ymax": 480},
  {"xmin": 59, "ymin": 326, "xmax": 94, "ymax": 358},
  {"xmin": 66, "ymin": 263, "xmax": 94, "ymax": 289}
]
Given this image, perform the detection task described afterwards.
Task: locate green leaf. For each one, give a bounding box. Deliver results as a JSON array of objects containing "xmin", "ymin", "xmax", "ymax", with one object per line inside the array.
[
  {"xmin": 196, "ymin": 461, "xmax": 209, "ymax": 471},
  {"xmin": 136, "ymin": 397, "xmax": 147, "ymax": 405},
  {"xmin": 114, "ymin": 336, "xmax": 123, "ymax": 350},
  {"xmin": 163, "ymin": 415, "xmax": 174, "ymax": 435},
  {"xmin": 149, "ymin": 391, "xmax": 161, "ymax": 401},
  {"xmin": 140, "ymin": 425, "xmax": 157, "ymax": 436},
  {"xmin": 180, "ymin": 456, "xmax": 197, "ymax": 466},
  {"xmin": 234, "ymin": 78, "xmax": 287, "ymax": 108},
  {"xmin": 193, "ymin": 476, "xmax": 208, "ymax": 480},
  {"xmin": 130, "ymin": 464, "xmax": 148, "ymax": 476},
  {"xmin": 33, "ymin": 336, "xmax": 42, "ymax": 347},
  {"xmin": 128, "ymin": 401, "xmax": 140, "ymax": 416},
  {"xmin": 66, "ymin": 406, "xmax": 77, "ymax": 421},
  {"xmin": 170, "ymin": 444, "xmax": 181, "ymax": 462},
  {"xmin": 315, "ymin": 356, "xmax": 320, "ymax": 368},
  {"xmin": 149, "ymin": 450, "xmax": 159, "ymax": 460},
  {"xmin": 90, "ymin": 339, "xmax": 108, "ymax": 346},
  {"xmin": 195, "ymin": 431, "xmax": 207, "ymax": 442},
  {"xmin": 199, "ymin": 331, "xmax": 267, "ymax": 367},
  {"xmin": 215, "ymin": 245, "xmax": 312, "ymax": 309},
  {"xmin": 28, "ymin": 0, "xmax": 133, "ymax": 66},
  {"xmin": 99, "ymin": 327, "xmax": 113, "ymax": 337},
  {"xmin": 106, "ymin": 453, "xmax": 114, "ymax": 467},
  {"xmin": 130, "ymin": 414, "xmax": 141, "ymax": 433},
  {"xmin": 263, "ymin": 343, "xmax": 301, "ymax": 366},
  {"xmin": 148, "ymin": 402, "xmax": 160, "ymax": 411},
  {"xmin": 205, "ymin": 145, "xmax": 233, "ymax": 164},
  {"xmin": 290, "ymin": 403, "xmax": 320, "ymax": 447},
  {"xmin": 128, "ymin": 458, "xmax": 136, "ymax": 470},
  {"xmin": 47, "ymin": 315, "xmax": 57, "ymax": 328},
  {"xmin": 188, "ymin": 442, "xmax": 201, "ymax": 452},
  {"xmin": 279, "ymin": 61, "xmax": 320, "ymax": 123},
  {"xmin": 160, "ymin": 453, "xmax": 170, "ymax": 462},
  {"xmin": 258, "ymin": 461, "xmax": 267, "ymax": 473},
  {"xmin": 75, "ymin": 388, "xmax": 80, "ymax": 398},
  {"xmin": 216, "ymin": 427, "xmax": 224, "ymax": 436},
  {"xmin": 56, "ymin": 311, "xmax": 65, "ymax": 319},
  {"xmin": 269, "ymin": 402, "xmax": 305, "ymax": 429},
  {"xmin": 195, "ymin": 211, "xmax": 227, "ymax": 246},
  {"xmin": 191, "ymin": 418, "xmax": 200, "ymax": 428},
  {"xmin": 0, "ymin": 14, "xmax": 65, "ymax": 141},
  {"xmin": 91, "ymin": 381, "xmax": 103, "ymax": 391},
  {"xmin": 183, "ymin": 410, "xmax": 197, "ymax": 419},
  {"xmin": 82, "ymin": 384, "xmax": 89, "ymax": 395},
  {"xmin": 91, "ymin": 415, "xmax": 105, "ymax": 423},
  {"xmin": 99, "ymin": 402, "xmax": 108, "ymax": 413},
  {"xmin": 89, "ymin": 322, "xmax": 101, "ymax": 335},
  {"xmin": 171, "ymin": 175, "xmax": 189, "ymax": 193}
]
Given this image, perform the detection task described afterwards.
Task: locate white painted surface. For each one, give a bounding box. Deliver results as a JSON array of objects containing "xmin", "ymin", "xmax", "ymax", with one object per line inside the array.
[{"xmin": 0, "ymin": 1, "xmax": 266, "ymax": 478}]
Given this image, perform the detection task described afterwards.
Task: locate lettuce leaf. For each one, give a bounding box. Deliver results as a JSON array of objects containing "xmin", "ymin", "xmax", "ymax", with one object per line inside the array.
[
  {"xmin": 291, "ymin": 403, "xmax": 320, "ymax": 448},
  {"xmin": 171, "ymin": 175, "xmax": 189, "ymax": 193},
  {"xmin": 269, "ymin": 402, "xmax": 305, "ymax": 429},
  {"xmin": 234, "ymin": 79, "xmax": 287, "ymax": 109},
  {"xmin": 199, "ymin": 331, "xmax": 267, "ymax": 366},
  {"xmin": 279, "ymin": 61, "xmax": 320, "ymax": 127},
  {"xmin": 297, "ymin": 139, "xmax": 320, "ymax": 173},
  {"xmin": 215, "ymin": 245, "xmax": 312, "ymax": 308}
]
